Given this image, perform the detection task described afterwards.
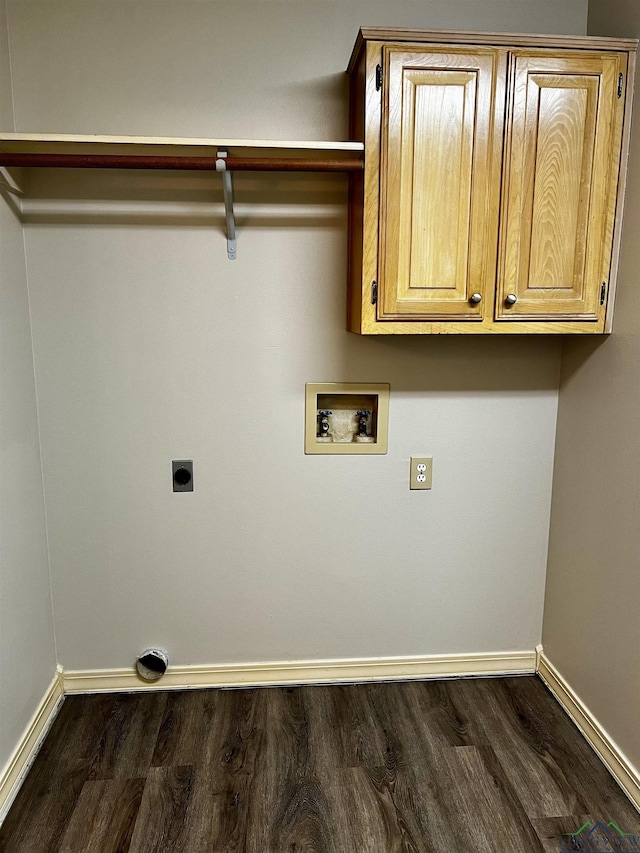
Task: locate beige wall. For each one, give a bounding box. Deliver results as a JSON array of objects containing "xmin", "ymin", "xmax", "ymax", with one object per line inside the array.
[
  {"xmin": 0, "ymin": 0, "xmax": 56, "ymax": 791},
  {"xmin": 543, "ymin": 0, "xmax": 640, "ymax": 771},
  {"xmin": 5, "ymin": 0, "xmax": 587, "ymax": 671}
]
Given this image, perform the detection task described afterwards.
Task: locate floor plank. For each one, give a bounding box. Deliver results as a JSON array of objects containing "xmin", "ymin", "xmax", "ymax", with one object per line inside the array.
[
  {"xmin": 88, "ymin": 693, "xmax": 167, "ymax": 781},
  {"xmin": 60, "ymin": 779, "xmax": 145, "ymax": 853},
  {"xmin": 128, "ymin": 766, "xmax": 197, "ymax": 853},
  {"xmin": 151, "ymin": 691, "xmax": 209, "ymax": 769},
  {"xmin": 0, "ymin": 676, "xmax": 638, "ymax": 852}
]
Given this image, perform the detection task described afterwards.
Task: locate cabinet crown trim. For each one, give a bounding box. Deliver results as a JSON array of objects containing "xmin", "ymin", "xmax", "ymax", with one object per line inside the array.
[{"xmin": 347, "ymin": 27, "xmax": 638, "ymax": 73}]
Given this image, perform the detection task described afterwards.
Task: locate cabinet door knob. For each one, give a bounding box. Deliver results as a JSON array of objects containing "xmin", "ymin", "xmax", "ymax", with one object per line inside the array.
[
  {"xmin": 505, "ymin": 293, "xmax": 518, "ymax": 305},
  {"xmin": 469, "ymin": 292, "xmax": 482, "ymax": 304}
]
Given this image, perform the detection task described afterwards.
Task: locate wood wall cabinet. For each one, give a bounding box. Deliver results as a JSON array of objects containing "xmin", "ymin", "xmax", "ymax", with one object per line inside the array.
[{"xmin": 347, "ymin": 29, "xmax": 637, "ymax": 334}]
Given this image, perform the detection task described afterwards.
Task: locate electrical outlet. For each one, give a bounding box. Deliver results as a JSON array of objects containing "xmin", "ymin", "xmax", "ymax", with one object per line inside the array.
[
  {"xmin": 410, "ymin": 457, "xmax": 432, "ymax": 490},
  {"xmin": 172, "ymin": 460, "xmax": 193, "ymax": 492}
]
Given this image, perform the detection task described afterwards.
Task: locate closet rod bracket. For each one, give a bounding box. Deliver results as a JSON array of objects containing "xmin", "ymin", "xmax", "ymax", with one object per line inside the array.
[
  {"xmin": 216, "ymin": 151, "xmax": 237, "ymax": 260},
  {"xmin": 0, "ymin": 166, "xmax": 24, "ymax": 197}
]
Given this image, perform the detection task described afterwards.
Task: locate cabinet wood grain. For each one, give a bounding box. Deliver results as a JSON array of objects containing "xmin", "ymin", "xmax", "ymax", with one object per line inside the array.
[
  {"xmin": 347, "ymin": 29, "xmax": 637, "ymax": 335},
  {"xmin": 379, "ymin": 48, "xmax": 503, "ymax": 322},
  {"xmin": 496, "ymin": 51, "xmax": 626, "ymax": 322}
]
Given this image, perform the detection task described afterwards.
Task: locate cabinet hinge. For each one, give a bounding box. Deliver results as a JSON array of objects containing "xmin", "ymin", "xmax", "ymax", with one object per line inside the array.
[
  {"xmin": 618, "ymin": 73, "xmax": 624, "ymax": 98},
  {"xmin": 376, "ymin": 64, "xmax": 383, "ymax": 91},
  {"xmin": 371, "ymin": 280, "xmax": 378, "ymax": 305},
  {"xmin": 600, "ymin": 281, "xmax": 607, "ymax": 305}
]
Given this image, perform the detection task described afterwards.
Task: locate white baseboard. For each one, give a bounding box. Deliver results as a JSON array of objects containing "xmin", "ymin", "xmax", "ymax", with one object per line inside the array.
[
  {"xmin": 537, "ymin": 650, "xmax": 640, "ymax": 813},
  {"xmin": 62, "ymin": 649, "xmax": 536, "ymax": 694},
  {"xmin": 0, "ymin": 668, "xmax": 64, "ymax": 824}
]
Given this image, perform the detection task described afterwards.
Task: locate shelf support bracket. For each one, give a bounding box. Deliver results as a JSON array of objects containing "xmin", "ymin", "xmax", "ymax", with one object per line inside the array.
[
  {"xmin": 215, "ymin": 150, "xmax": 236, "ymax": 260},
  {"xmin": 0, "ymin": 166, "xmax": 24, "ymax": 197}
]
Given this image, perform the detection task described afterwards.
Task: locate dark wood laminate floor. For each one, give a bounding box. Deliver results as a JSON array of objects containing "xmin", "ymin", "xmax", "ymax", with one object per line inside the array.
[{"xmin": 1, "ymin": 676, "xmax": 638, "ymax": 852}]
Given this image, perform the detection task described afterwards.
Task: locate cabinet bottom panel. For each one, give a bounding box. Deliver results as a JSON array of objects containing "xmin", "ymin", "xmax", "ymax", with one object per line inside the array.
[{"xmin": 348, "ymin": 317, "xmax": 608, "ymax": 334}]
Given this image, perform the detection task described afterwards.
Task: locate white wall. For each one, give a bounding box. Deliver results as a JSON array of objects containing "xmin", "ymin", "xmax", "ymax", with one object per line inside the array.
[
  {"xmin": 5, "ymin": 0, "xmax": 587, "ymax": 671},
  {"xmin": 542, "ymin": 0, "xmax": 640, "ymax": 773},
  {"xmin": 0, "ymin": 0, "xmax": 56, "ymax": 780}
]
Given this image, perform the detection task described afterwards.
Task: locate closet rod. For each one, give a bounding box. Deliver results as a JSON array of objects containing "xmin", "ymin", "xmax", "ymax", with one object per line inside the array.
[{"xmin": 0, "ymin": 153, "xmax": 364, "ymax": 172}]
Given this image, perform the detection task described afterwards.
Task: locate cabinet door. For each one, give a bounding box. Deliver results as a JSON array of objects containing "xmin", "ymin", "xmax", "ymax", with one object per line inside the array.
[
  {"xmin": 496, "ymin": 52, "xmax": 626, "ymax": 321},
  {"xmin": 378, "ymin": 47, "xmax": 503, "ymax": 321}
]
